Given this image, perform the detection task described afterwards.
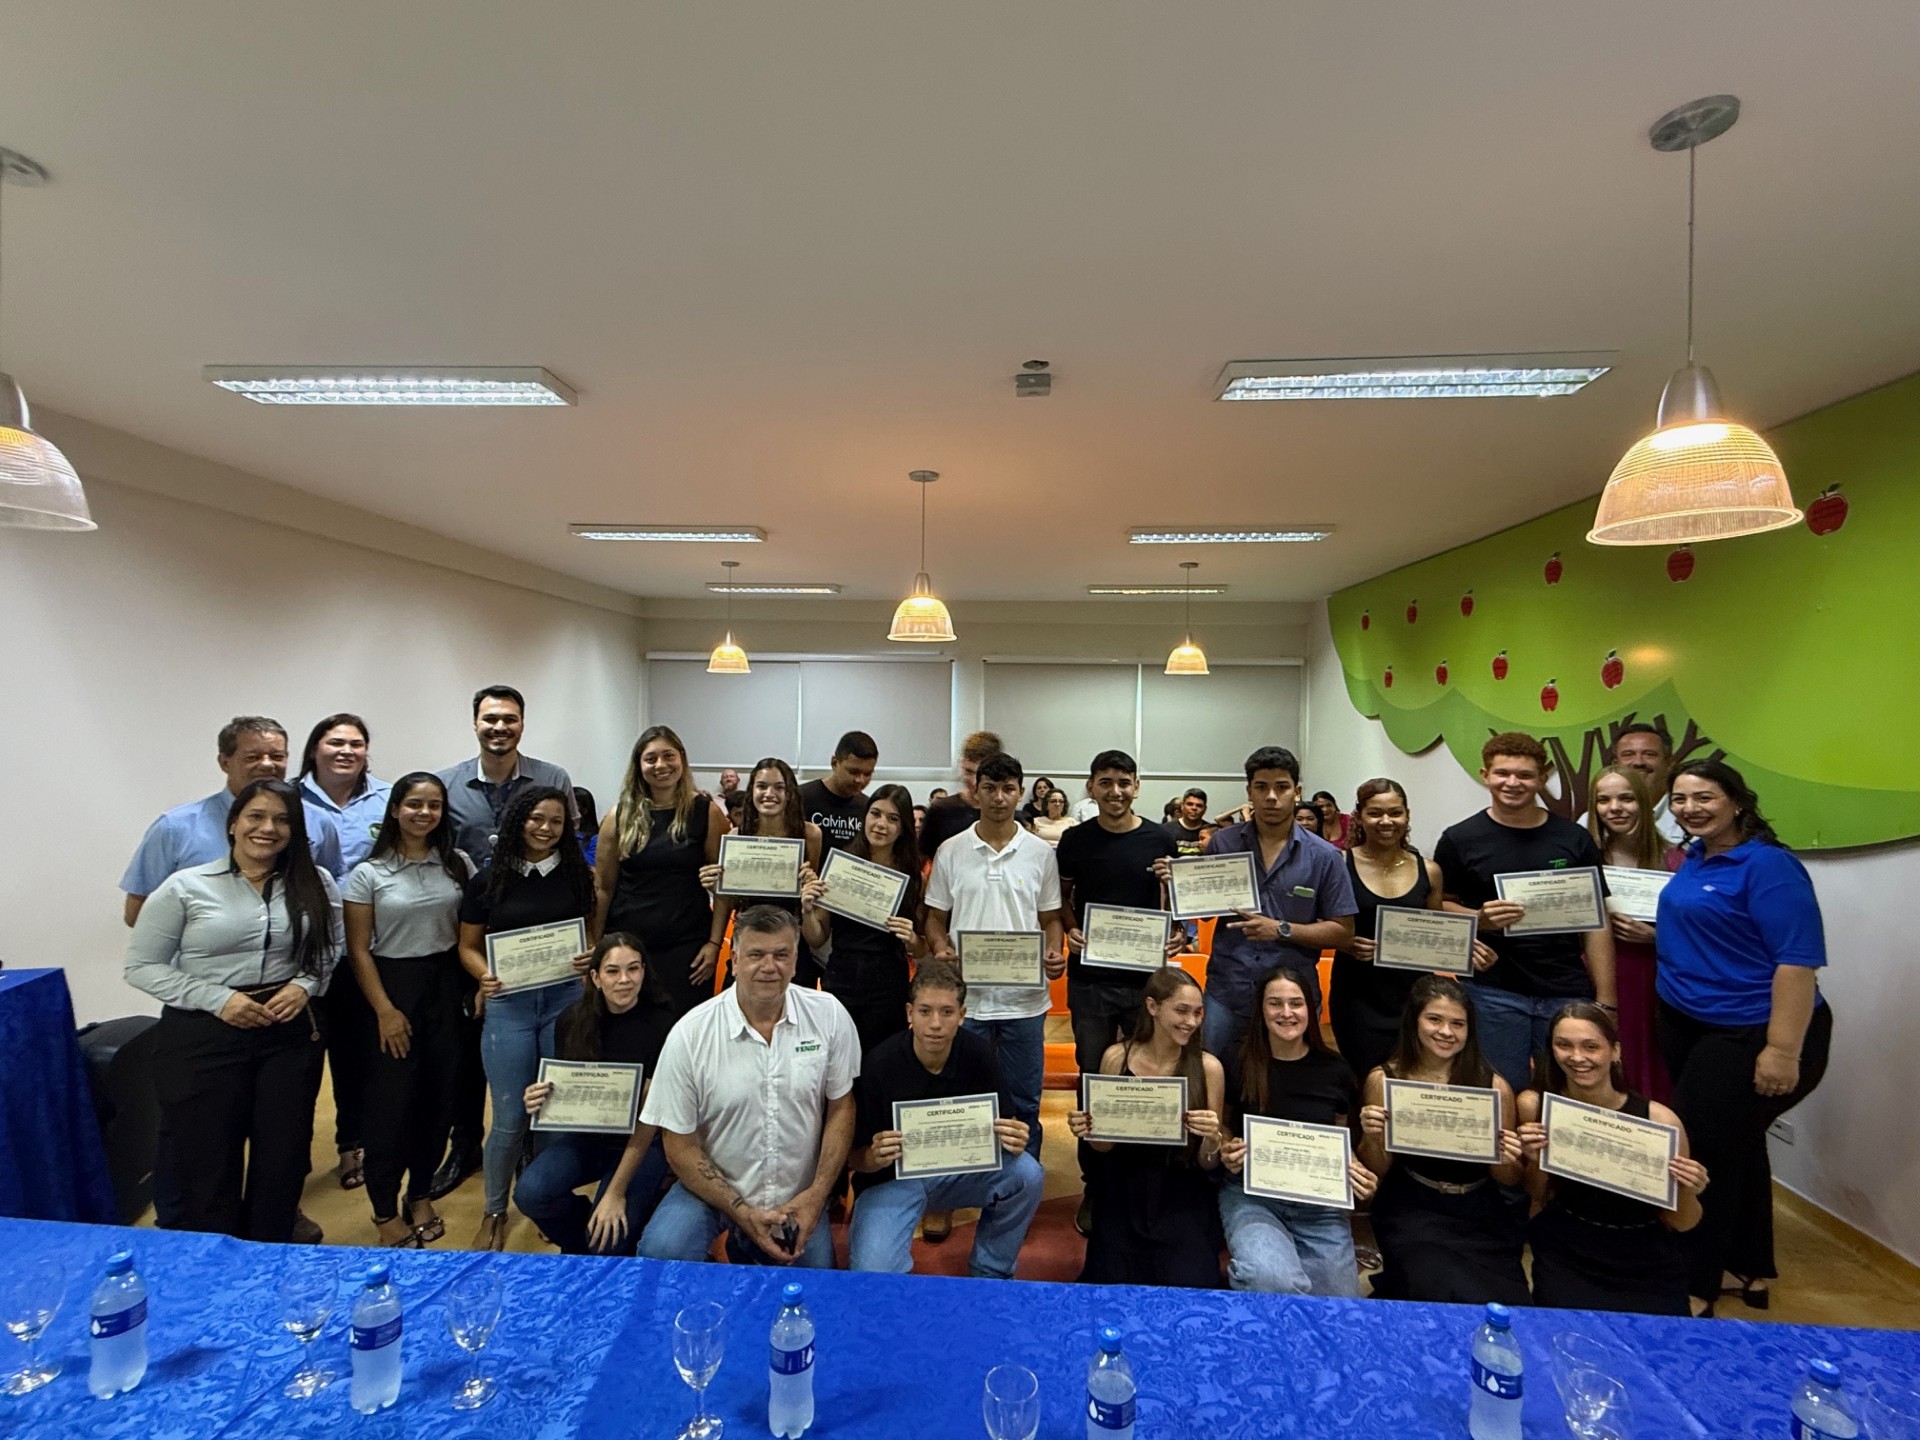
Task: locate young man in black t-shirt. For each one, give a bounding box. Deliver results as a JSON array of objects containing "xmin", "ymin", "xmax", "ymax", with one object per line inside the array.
[
  {"xmin": 918, "ymin": 730, "xmax": 1000, "ymax": 859},
  {"xmin": 1161, "ymin": 787, "xmax": 1212, "ymax": 857},
  {"xmin": 1434, "ymin": 731, "xmax": 1617, "ymax": 1091},
  {"xmin": 797, "ymin": 730, "xmax": 877, "ymax": 853},
  {"xmin": 843, "ymin": 960, "xmax": 1044, "ymax": 1278}
]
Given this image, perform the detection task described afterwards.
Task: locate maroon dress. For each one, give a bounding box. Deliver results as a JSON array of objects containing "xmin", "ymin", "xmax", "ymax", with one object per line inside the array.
[{"xmin": 1612, "ymin": 849, "xmax": 1683, "ymax": 1104}]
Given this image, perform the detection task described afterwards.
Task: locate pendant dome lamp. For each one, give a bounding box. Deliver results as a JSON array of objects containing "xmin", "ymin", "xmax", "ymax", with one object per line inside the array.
[
  {"xmin": 0, "ymin": 148, "xmax": 94, "ymax": 532},
  {"xmin": 1164, "ymin": 562, "xmax": 1210, "ymax": 675},
  {"xmin": 1588, "ymin": 96, "xmax": 1799, "ymax": 546},
  {"xmin": 706, "ymin": 559, "xmax": 751, "ymax": 673},
  {"xmin": 887, "ymin": 469, "xmax": 956, "ymax": 642}
]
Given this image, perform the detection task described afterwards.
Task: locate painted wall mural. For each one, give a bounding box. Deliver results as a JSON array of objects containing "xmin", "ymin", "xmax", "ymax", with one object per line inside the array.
[{"xmin": 1329, "ymin": 372, "xmax": 1920, "ymax": 849}]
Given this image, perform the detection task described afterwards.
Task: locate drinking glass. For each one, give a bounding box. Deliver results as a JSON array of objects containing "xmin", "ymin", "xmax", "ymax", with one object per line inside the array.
[
  {"xmin": 1, "ymin": 1257, "xmax": 64, "ymax": 1396},
  {"xmin": 673, "ymin": 1301, "xmax": 725, "ymax": 1440},
  {"xmin": 446, "ymin": 1269, "xmax": 504, "ymax": 1411},
  {"xmin": 278, "ymin": 1254, "xmax": 340, "ymax": 1397},
  {"xmin": 1863, "ymin": 1378, "xmax": 1920, "ymax": 1440},
  {"xmin": 1561, "ymin": 1367, "xmax": 1633, "ymax": 1440},
  {"xmin": 983, "ymin": 1364, "xmax": 1040, "ymax": 1440},
  {"xmin": 1550, "ymin": 1333, "xmax": 1635, "ymax": 1434}
]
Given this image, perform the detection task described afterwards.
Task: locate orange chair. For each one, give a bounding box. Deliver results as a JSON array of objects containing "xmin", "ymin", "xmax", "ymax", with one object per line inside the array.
[{"xmin": 1042, "ymin": 971, "xmax": 1078, "ymax": 1090}]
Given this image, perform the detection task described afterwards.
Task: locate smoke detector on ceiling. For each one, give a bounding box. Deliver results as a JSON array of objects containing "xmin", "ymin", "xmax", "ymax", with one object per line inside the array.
[{"xmin": 1015, "ymin": 359, "xmax": 1051, "ymax": 397}]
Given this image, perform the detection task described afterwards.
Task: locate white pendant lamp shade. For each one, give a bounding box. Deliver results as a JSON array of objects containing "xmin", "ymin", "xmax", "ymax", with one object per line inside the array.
[
  {"xmin": 1163, "ymin": 561, "xmax": 1209, "ymax": 674},
  {"xmin": 0, "ymin": 374, "xmax": 94, "ymax": 531},
  {"xmin": 706, "ymin": 560, "xmax": 751, "ymax": 672},
  {"xmin": 888, "ymin": 470, "xmax": 955, "ymax": 643}
]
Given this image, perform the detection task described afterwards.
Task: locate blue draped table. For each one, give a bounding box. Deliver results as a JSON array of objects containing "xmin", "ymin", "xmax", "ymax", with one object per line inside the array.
[
  {"xmin": 3, "ymin": 1217, "xmax": 1916, "ymax": 1439},
  {"xmin": 0, "ymin": 970, "xmax": 115, "ymax": 1224}
]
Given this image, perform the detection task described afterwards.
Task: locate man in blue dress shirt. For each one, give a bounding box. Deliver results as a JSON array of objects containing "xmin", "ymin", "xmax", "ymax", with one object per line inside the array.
[{"xmin": 435, "ymin": 685, "xmax": 576, "ymax": 865}]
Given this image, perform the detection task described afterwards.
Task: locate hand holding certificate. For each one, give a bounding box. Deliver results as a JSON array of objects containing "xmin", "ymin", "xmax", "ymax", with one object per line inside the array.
[
  {"xmin": 1167, "ymin": 852, "xmax": 1260, "ymax": 920},
  {"xmin": 1494, "ymin": 867, "xmax": 1607, "ymax": 935},
  {"xmin": 1384, "ymin": 1079, "xmax": 1501, "ymax": 1164},
  {"xmin": 958, "ymin": 931, "xmax": 1047, "ymax": 988},
  {"xmin": 1080, "ymin": 904, "xmax": 1173, "ymax": 973},
  {"xmin": 892, "ymin": 1094, "xmax": 1002, "ymax": 1180},
  {"xmin": 529, "ymin": 1059, "xmax": 643, "ymax": 1134},
  {"xmin": 1242, "ymin": 1116, "xmax": 1354, "ymax": 1209},
  {"xmin": 485, "ymin": 918, "xmax": 588, "ymax": 994},
  {"xmin": 1372, "ymin": 906, "xmax": 1477, "ymax": 974},
  {"xmin": 1602, "ymin": 867, "xmax": 1672, "ymax": 924},
  {"xmin": 1540, "ymin": 1092, "xmax": 1680, "ymax": 1209},
  {"xmin": 815, "ymin": 848, "xmax": 911, "ymax": 931},
  {"xmin": 1079, "ymin": 1073, "xmax": 1188, "ymax": 1145},
  {"xmin": 717, "ymin": 833, "xmax": 805, "ymax": 897}
]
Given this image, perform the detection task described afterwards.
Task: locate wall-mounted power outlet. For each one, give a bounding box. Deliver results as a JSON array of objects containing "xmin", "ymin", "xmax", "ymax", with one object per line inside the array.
[{"xmin": 1768, "ymin": 1119, "xmax": 1795, "ymax": 1145}]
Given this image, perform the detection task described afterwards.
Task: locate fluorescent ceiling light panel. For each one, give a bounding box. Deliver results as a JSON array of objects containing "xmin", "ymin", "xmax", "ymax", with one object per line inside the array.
[
  {"xmin": 205, "ymin": 365, "xmax": 576, "ymax": 406},
  {"xmin": 572, "ymin": 524, "xmax": 766, "ymax": 542},
  {"xmin": 1129, "ymin": 528, "xmax": 1333, "ymax": 545},
  {"xmin": 706, "ymin": 581, "xmax": 842, "ymax": 595},
  {"xmin": 1087, "ymin": 583, "xmax": 1230, "ymax": 596},
  {"xmin": 1215, "ymin": 352, "xmax": 1613, "ymax": 401}
]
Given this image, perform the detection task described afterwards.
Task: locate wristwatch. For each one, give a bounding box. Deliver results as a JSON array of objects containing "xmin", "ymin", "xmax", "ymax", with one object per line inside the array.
[{"xmin": 1277, "ymin": 919, "xmax": 1293, "ymax": 941}]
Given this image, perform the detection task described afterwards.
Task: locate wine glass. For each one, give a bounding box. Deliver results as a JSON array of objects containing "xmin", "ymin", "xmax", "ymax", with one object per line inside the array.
[
  {"xmin": 1561, "ymin": 1367, "xmax": 1633, "ymax": 1440},
  {"xmin": 673, "ymin": 1301, "xmax": 725, "ymax": 1440},
  {"xmin": 983, "ymin": 1364, "xmax": 1040, "ymax": 1440},
  {"xmin": 446, "ymin": 1269, "xmax": 504, "ymax": 1410},
  {"xmin": 278, "ymin": 1254, "xmax": 340, "ymax": 1398},
  {"xmin": 1, "ymin": 1257, "xmax": 64, "ymax": 1396}
]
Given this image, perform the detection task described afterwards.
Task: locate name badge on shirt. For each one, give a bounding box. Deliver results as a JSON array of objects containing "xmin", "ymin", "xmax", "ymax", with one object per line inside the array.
[
  {"xmin": 1292, "ymin": 885, "xmax": 1316, "ymax": 899},
  {"xmin": 794, "ymin": 1039, "xmax": 822, "ymax": 1055}
]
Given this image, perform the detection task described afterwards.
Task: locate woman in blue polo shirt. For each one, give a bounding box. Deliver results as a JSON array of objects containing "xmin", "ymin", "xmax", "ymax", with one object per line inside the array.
[{"xmin": 1656, "ymin": 759, "xmax": 1832, "ymax": 1317}]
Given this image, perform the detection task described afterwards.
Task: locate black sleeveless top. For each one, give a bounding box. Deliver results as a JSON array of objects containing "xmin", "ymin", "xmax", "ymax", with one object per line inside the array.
[
  {"xmin": 1333, "ymin": 848, "xmax": 1433, "ymax": 1022},
  {"xmin": 1547, "ymin": 1091, "xmax": 1666, "ymax": 1228},
  {"xmin": 606, "ymin": 802, "xmax": 712, "ymax": 951}
]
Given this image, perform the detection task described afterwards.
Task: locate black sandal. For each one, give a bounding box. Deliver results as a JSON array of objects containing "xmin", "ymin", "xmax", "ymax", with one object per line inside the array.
[
  {"xmin": 409, "ymin": 1205, "xmax": 446, "ymax": 1244},
  {"xmin": 1720, "ymin": 1274, "xmax": 1771, "ymax": 1310},
  {"xmin": 337, "ymin": 1147, "xmax": 366, "ymax": 1190},
  {"xmin": 374, "ymin": 1219, "xmax": 423, "ymax": 1249}
]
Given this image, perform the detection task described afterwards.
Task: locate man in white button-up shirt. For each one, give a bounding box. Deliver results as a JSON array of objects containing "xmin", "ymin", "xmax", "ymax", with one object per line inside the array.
[{"xmin": 639, "ymin": 905, "xmax": 860, "ymax": 1266}]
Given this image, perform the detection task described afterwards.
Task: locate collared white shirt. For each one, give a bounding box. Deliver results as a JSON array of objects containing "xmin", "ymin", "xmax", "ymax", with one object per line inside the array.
[
  {"xmin": 640, "ymin": 983, "xmax": 859, "ymax": 1210},
  {"xmin": 925, "ymin": 822, "xmax": 1062, "ymax": 1021},
  {"xmin": 512, "ymin": 852, "xmax": 561, "ymax": 878}
]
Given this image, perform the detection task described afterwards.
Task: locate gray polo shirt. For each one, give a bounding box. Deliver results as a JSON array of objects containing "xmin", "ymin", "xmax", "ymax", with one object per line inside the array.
[
  {"xmin": 435, "ymin": 753, "xmax": 576, "ymax": 863},
  {"xmin": 342, "ymin": 851, "xmax": 475, "ymax": 958}
]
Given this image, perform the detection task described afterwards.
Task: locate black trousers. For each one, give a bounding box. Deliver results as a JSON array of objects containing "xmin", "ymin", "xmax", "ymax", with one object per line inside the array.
[
  {"xmin": 447, "ymin": 969, "xmax": 487, "ymax": 1153},
  {"xmin": 150, "ymin": 1001, "xmax": 325, "ymax": 1242},
  {"xmin": 321, "ymin": 969, "xmax": 374, "ymax": 1151},
  {"xmin": 828, "ymin": 991, "xmax": 909, "ymax": 1059},
  {"xmin": 1657, "ymin": 996, "xmax": 1834, "ymax": 1299},
  {"xmin": 360, "ymin": 951, "xmax": 463, "ymax": 1220}
]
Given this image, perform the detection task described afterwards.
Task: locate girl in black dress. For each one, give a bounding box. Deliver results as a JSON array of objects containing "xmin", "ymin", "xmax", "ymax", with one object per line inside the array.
[
  {"xmin": 1516, "ymin": 1003, "xmax": 1707, "ymax": 1315},
  {"xmin": 593, "ymin": 725, "xmax": 729, "ymax": 1018},
  {"xmin": 1068, "ymin": 966, "xmax": 1227, "ymax": 1289},
  {"xmin": 1357, "ymin": 974, "xmax": 1529, "ymax": 1305}
]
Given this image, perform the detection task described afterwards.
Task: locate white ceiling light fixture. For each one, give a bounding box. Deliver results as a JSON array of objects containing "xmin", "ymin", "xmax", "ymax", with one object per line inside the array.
[
  {"xmin": 1087, "ymin": 582, "xmax": 1230, "ymax": 596},
  {"xmin": 205, "ymin": 365, "xmax": 576, "ymax": 406},
  {"xmin": 706, "ymin": 581, "xmax": 842, "ymax": 595},
  {"xmin": 570, "ymin": 524, "xmax": 766, "ymax": 543},
  {"xmin": 0, "ymin": 147, "xmax": 94, "ymax": 532},
  {"xmin": 1164, "ymin": 562, "xmax": 1209, "ymax": 676},
  {"xmin": 706, "ymin": 560, "xmax": 751, "ymax": 674},
  {"xmin": 887, "ymin": 469, "xmax": 956, "ymax": 643},
  {"xmin": 1129, "ymin": 527, "xmax": 1333, "ymax": 545},
  {"xmin": 1215, "ymin": 352, "xmax": 1613, "ymax": 402},
  {"xmin": 1589, "ymin": 96, "xmax": 1801, "ymax": 546}
]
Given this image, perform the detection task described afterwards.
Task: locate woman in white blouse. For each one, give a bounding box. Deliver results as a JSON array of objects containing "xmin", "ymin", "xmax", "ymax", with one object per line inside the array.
[{"xmin": 124, "ymin": 778, "xmax": 343, "ymax": 1242}]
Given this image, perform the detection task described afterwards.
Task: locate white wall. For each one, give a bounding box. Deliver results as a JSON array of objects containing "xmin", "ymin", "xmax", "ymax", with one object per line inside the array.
[{"xmin": 3, "ymin": 418, "xmax": 648, "ymax": 1024}]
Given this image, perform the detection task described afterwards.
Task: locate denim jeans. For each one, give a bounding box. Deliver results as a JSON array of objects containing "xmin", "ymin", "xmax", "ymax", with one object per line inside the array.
[
  {"xmin": 478, "ymin": 983, "xmax": 576, "ymax": 1215},
  {"xmin": 961, "ymin": 1016, "xmax": 1047, "ymax": 1158},
  {"xmin": 1468, "ymin": 985, "xmax": 1584, "ymax": 1093},
  {"xmin": 515, "ymin": 1131, "xmax": 671, "ymax": 1255},
  {"xmin": 637, "ymin": 1182, "xmax": 836, "ymax": 1267},
  {"xmin": 1201, "ymin": 985, "xmax": 1252, "ymax": 1066},
  {"xmin": 1218, "ymin": 1179, "xmax": 1362, "ymax": 1297},
  {"xmin": 846, "ymin": 1152, "xmax": 1045, "ymax": 1279}
]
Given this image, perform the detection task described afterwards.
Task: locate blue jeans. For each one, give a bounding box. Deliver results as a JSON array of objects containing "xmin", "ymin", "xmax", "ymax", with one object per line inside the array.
[
  {"xmin": 846, "ymin": 1153, "xmax": 1045, "ymax": 1279},
  {"xmin": 962, "ymin": 1016, "xmax": 1046, "ymax": 1158},
  {"xmin": 637, "ymin": 1182, "xmax": 836, "ymax": 1267},
  {"xmin": 1219, "ymin": 1179, "xmax": 1362, "ymax": 1297},
  {"xmin": 1469, "ymin": 985, "xmax": 1586, "ymax": 1093},
  {"xmin": 515, "ymin": 1132, "xmax": 670, "ymax": 1255},
  {"xmin": 1202, "ymin": 985, "xmax": 1252, "ymax": 1066},
  {"xmin": 478, "ymin": 983, "xmax": 576, "ymax": 1214}
]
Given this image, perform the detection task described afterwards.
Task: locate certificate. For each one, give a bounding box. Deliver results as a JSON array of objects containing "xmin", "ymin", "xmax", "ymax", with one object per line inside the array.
[
  {"xmin": 1372, "ymin": 906, "xmax": 1477, "ymax": 974},
  {"xmin": 1166, "ymin": 852, "xmax": 1260, "ymax": 920},
  {"xmin": 1541, "ymin": 1092, "xmax": 1680, "ymax": 1210},
  {"xmin": 1494, "ymin": 867, "xmax": 1607, "ymax": 935},
  {"xmin": 1242, "ymin": 1116, "xmax": 1354, "ymax": 1209},
  {"xmin": 529, "ymin": 1059, "xmax": 643, "ymax": 1135},
  {"xmin": 1081, "ymin": 1072, "xmax": 1188, "ymax": 1146},
  {"xmin": 485, "ymin": 918, "xmax": 587, "ymax": 994},
  {"xmin": 717, "ymin": 833, "xmax": 805, "ymax": 897},
  {"xmin": 1384, "ymin": 1078, "xmax": 1501, "ymax": 1164},
  {"xmin": 1603, "ymin": 867, "xmax": 1672, "ymax": 924},
  {"xmin": 892, "ymin": 1093, "xmax": 1002, "ymax": 1180},
  {"xmin": 957, "ymin": 930, "xmax": 1047, "ymax": 988},
  {"xmin": 1080, "ymin": 904, "xmax": 1173, "ymax": 973},
  {"xmin": 816, "ymin": 848, "xmax": 910, "ymax": 931}
]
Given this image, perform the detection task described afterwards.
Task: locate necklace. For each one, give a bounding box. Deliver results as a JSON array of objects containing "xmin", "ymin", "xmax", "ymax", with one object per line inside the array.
[{"xmin": 1360, "ymin": 846, "xmax": 1410, "ymax": 870}]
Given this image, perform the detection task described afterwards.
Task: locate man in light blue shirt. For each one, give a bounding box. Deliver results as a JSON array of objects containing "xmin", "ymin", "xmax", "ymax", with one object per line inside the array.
[
  {"xmin": 297, "ymin": 712, "xmax": 391, "ymax": 871},
  {"xmin": 435, "ymin": 685, "xmax": 576, "ymax": 865},
  {"xmin": 122, "ymin": 715, "xmax": 347, "ymax": 926}
]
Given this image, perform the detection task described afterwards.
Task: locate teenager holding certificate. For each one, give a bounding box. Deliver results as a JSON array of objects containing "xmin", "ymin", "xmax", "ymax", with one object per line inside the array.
[
  {"xmin": 1356, "ymin": 975, "xmax": 1528, "ymax": 1305},
  {"xmin": 845, "ymin": 961, "xmax": 1043, "ymax": 1277},
  {"xmin": 1218, "ymin": 965, "xmax": 1377, "ymax": 1296},
  {"xmin": 1516, "ymin": 1003, "xmax": 1707, "ymax": 1315},
  {"xmin": 703, "ymin": 757, "xmax": 823, "ymax": 987},
  {"xmin": 798, "ymin": 730, "xmax": 876, "ymax": 854},
  {"xmin": 1067, "ymin": 966, "xmax": 1227, "ymax": 1288},
  {"xmin": 595, "ymin": 725, "xmax": 729, "ymax": 1018},
  {"xmin": 1586, "ymin": 764, "xmax": 1682, "ymax": 1102},
  {"xmin": 1434, "ymin": 732, "xmax": 1616, "ymax": 1092},
  {"xmin": 516, "ymin": 934, "xmax": 675, "ymax": 1255},
  {"xmin": 801, "ymin": 784, "xmax": 926, "ymax": 1055},
  {"xmin": 458, "ymin": 786, "xmax": 598, "ymax": 1251},
  {"xmin": 1657, "ymin": 759, "xmax": 1833, "ymax": 1317}
]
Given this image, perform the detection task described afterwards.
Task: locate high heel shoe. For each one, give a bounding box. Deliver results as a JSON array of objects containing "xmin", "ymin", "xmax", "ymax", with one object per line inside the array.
[
  {"xmin": 471, "ymin": 1213, "xmax": 509, "ymax": 1252},
  {"xmin": 1720, "ymin": 1274, "xmax": 1771, "ymax": 1310}
]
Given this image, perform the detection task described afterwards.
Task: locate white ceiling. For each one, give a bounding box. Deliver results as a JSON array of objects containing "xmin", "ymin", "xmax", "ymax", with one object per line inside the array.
[{"xmin": 2, "ymin": 2, "xmax": 1917, "ymax": 602}]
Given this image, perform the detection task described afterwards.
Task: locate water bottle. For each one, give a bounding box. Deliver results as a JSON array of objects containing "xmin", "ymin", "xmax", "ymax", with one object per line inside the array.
[
  {"xmin": 1792, "ymin": 1359, "xmax": 1860, "ymax": 1439},
  {"xmin": 768, "ymin": 1282, "xmax": 815, "ymax": 1438},
  {"xmin": 349, "ymin": 1264, "xmax": 404, "ymax": 1414},
  {"xmin": 1468, "ymin": 1302, "xmax": 1523, "ymax": 1440},
  {"xmin": 1085, "ymin": 1325, "xmax": 1136, "ymax": 1440},
  {"xmin": 87, "ymin": 1250, "xmax": 149, "ymax": 1399}
]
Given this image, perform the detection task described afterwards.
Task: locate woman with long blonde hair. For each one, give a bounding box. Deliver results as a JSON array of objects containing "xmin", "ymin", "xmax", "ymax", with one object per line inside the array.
[{"xmin": 1586, "ymin": 763, "xmax": 1680, "ymax": 1101}]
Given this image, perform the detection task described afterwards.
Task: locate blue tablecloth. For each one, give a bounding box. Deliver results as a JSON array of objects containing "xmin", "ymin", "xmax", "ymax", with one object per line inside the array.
[
  {"xmin": 0, "ymin": 970, "xmax": 115, "ymax": 1224},
  {"xmin": 5, "ymin": 1218, "xmax": 1918, "ymax": 1438}
]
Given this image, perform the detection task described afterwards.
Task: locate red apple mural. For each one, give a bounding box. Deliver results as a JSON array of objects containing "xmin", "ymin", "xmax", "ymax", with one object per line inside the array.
[
  {"xmin": 1544, "ymin": 552, "xmax": 1563, "ymax": 585},
  {"xmin": 1406, "ymin": 599, "xmax": 1419, "ymax": 624},
  {"xmin": 1360, "ymin": 610, "xmax": 1371, "ymax": 631},
  {"xmin": 1492, "ymin": 650, "xmax": 1509, "ymax": 681},
  {"xmin": 1807, "ymin": 484, "xmax": 1849, "ymax": 535},
  {"xmin": 1601, "ymin": 650, "xmax": 1624, "ymax": 690},
  {"xmin": 1460, "ymin": 591, "xmax": 1475, "ymax": 617},
  {"xmin": 1666, "ymin": 545, "xmax": 1694, "ymax": 582},
  {"xmin": 1435, "ymin": 659, "xmax": 1449, "ymax": 686},
  {"xmin": 1383, "ymin": 666, "xmax": 1394, "ymax": 689},
  {"xmin": 1540, "ymin": 678, "xmax": 1559, "ymax": 713}
]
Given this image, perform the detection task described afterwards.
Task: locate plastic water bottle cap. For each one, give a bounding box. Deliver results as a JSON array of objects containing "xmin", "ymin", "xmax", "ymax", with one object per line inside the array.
[
  {"xmin": 1809, "ymin": 1359, "xmax": 1842, "ymax": 1386},
  {"xmin": 104, "ymin": 1250, "xmax": 135, "ymax": 1274},
  {"xmin": 1098, "ymin": 1325, "xmax": 1123, "ymax": 1353},
  {"xmin": 782, "ymin": 1282, "xmax": 804, "ymax": 1304},
  {"xmin": 1484, "ymin": 1302, "xmax": 1512, "ymax": 1329},
  {"xmin": 364, "ymin": 1264, "xmax": 391, "ymax": 1287}
]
